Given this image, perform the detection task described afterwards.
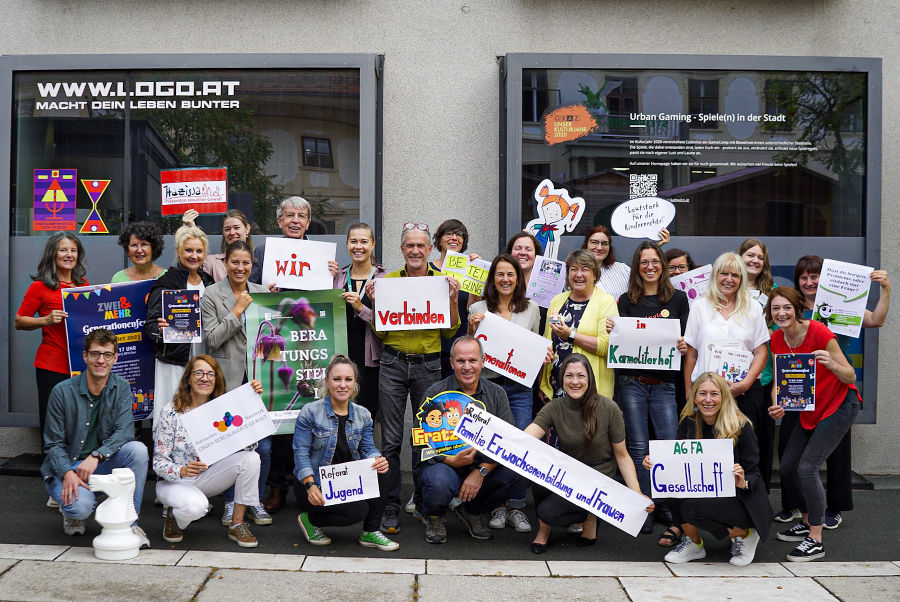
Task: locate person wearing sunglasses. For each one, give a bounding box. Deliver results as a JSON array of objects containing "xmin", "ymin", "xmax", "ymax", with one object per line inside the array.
[
  {"xmin": 153, "ymin": 354, "xmax": 266, "ymax": 548},
  {"xmin": 364, "ymin": 222, "xmax": 461, "ymax": 534}
]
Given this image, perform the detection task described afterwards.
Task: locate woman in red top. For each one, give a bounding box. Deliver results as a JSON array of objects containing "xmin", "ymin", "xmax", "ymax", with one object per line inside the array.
[
  {"xmin": 766, "ymin": 287, "xmax": 859, "ymax": 562},
  {"xmin": 15, "ymin": 232, "xmax": 89, "ymax": 436}
]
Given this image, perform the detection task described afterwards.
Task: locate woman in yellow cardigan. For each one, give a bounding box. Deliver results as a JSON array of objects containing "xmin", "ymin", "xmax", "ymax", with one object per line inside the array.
[{"xmin": 541, "ymin": 249, "xmax": 618, "ymax": 401}]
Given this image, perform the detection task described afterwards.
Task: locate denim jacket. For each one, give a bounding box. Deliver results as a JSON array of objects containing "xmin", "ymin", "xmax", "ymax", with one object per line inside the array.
[{"xmin": 292, "ymin": 396, "xmax": 380, "ymax": 487}]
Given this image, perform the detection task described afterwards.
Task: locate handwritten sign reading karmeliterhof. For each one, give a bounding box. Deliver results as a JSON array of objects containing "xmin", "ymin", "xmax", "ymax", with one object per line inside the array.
[
  {"xmin": 454, "ymin": 405, "xmax": 650, "ymax": 537},
  {"xmin": 319, "ymin": 459, "xmax": 380, "ymax": 506},
  {"xmin": 649, "ymin": 439, "xmax": 736, "ymax": 499},
  {"xmin": 374, "ymin": 277, "xmax": 451, "ymax": 332},
  {"xmin": 607, "ymin": 317, "xmax": 682, "ymax": 371}
]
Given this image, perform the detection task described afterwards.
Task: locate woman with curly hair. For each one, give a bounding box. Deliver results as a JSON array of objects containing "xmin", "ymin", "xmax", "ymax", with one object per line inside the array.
[{"xmin": 111, "ymin": 221, "xmax": 166, "ymax": 282}]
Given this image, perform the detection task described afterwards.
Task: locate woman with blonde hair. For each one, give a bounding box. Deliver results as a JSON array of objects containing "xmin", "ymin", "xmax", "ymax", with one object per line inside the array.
[{"xmin": 646, "ymin": 372, "xmax": 772, "ymax": 565}]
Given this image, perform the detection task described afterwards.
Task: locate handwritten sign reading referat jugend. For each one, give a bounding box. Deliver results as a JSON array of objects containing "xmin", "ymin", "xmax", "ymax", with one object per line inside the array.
[
  {"xmin": 374, "ymin": 277, "xmax": 451, "ymax": 332},
  {"xmin": 473, "ymin": 312, "xmax": 548, "ymax": 387},
  {"xmin": 813, "ymin": 258, "xmax": 874, "ymax": 338},
  {"xmin": 610, "ymin": 197, "xmax": 676, "ymax": 241},
  {"xmin": 607, "ymin": 317, "xmax": 682, "ymax": 371},
  {"xmin": 319, "ymin": 459, "xmax": 380, "ymax": 506},
  {"xmin": 181, "ymin": 383, "xmax": 276, "ymax": 466},
  {"xmin": 648, "ymin": 439, "xmax": 736, "ymax": 499},
  {"xmin": 454, "ymin": 406, "xmax": 650, "ymax": 537},
  {"xmin": 261, "ymin": 237, "xmax": 337, "ymax": 291}
]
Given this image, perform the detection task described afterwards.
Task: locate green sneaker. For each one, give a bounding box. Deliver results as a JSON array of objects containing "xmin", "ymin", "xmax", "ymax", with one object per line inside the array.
[
  {"xmin": 297, "ymin": 512, "xmax": 331, "ymax": 546},
  {"xmin": 359, "ymin": 530, "xmax": 400, "ymax": 551}
]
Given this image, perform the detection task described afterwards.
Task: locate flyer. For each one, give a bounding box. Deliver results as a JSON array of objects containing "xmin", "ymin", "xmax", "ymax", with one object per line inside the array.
[
  {"xmin": 713, "ymin": 348, "xmax": 752, "ymax": 383},
  {"xmin": 775, "ymin": 353, "xmax": 816, "ymax": 411},
  {"xmin": 162, "ymin": 289, "xmax": 202, "ymax": 344},
  {"xmin": 525, "ymin": 255, "xmax": 567, "ymax": 308},
  {"xmin": 160, "ymin": 167, "xmax": 227, "ymax": 216},
  {"xmin": 813, "ymin": 259, "xmax": 874, "ymax": 338},
  {"xmin": 670, "ymin": 264, "xmax": 712, "ymax": 306}
]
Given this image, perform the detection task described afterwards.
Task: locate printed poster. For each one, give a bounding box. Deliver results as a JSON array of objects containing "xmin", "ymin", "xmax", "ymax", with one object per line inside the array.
[
  {"xmin": 525, "ymin": 255, "xmax": 566, "ymax": 308},
  {"xmin": 473, "ymin": 311, "xmax": 549, "ymax": 386},
  {"xmin": 413, "ymin": 391, "xmax": 483, "ymax": 461},
  {"xmin": 607, "ymin": 317, "xmax": 682, "ymax": 371},
  {"xmin": 244, "ymin": 290, "xmax": 347, "ymax": 434},
  {"xmin": 712, "ymin": 348, "xmax": 752, "ymax": 383},
  {"xmin": 649, "ymin": 439, "xmax": 736, "ymax": 498},
  {"xmin": 670, "ymin": 264, "xmax": 712, "ymax": 306},
  {"xmin": 160, "ymin": 167, "xmax": 227, "ymax": 216},
  {"xmin": 813, "ymin": 259, "xmax": 874, "ymax": 338},
  {"xmin": 62, "ymin": 280, "xmax": 156, "ymax": 420},
  {"xmin": 441, "ymin": 251, "xmax": 490, "ymax": 296},
  {"xmin": 162, "ymin": 289, "xmax": 202, "ymax": 344},
  {"xmin": 775, "ymin": 353, "xmax": 816, "ymax": 411},
  {"xmin": 260, "ymin": 237, "xmax": 337, "ymax": 291},
  {"xmin": 33, "ymin": 168, "xmax": 77, "ymax": 231}
]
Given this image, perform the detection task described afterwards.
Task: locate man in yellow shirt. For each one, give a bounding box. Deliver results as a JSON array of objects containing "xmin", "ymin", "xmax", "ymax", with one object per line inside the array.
[{"xmin": 366, "ymin": 223, "xmax": 460, "ymax": 533}]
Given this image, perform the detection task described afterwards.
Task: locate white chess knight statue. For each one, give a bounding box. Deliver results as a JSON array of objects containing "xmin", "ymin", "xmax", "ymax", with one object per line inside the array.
[{"xmin": 88, "ymin": 468, "xmax": 141, "ymax": 560}]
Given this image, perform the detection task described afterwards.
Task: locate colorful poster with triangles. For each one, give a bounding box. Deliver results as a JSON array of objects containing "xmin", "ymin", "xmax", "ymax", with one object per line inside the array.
[
  {"xmin": 33, "ymin": 169, "xmax": 77, "ymax": 231},
  {"xmin": 79, "ymin": 179, "xmax": 111, "ymax": 234}
]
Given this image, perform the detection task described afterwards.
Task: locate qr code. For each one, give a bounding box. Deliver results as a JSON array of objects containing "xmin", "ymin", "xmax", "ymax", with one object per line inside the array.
[{"xmin": 629, "ymin": 173, "xmax": 657, "ymax": 199}]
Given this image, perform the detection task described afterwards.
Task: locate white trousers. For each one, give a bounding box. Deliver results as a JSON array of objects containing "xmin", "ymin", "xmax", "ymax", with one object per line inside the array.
[{"xmin": 156, "ymin": 451, "xmax": 260, "ymax": 529}]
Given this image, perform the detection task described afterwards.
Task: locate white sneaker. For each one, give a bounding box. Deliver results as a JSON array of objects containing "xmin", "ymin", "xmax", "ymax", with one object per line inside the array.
[
  {"xmin": 665, "ymin": 536, "xmax": 706, "ymax": 563},
  {"xmin": 221, "ymin": 501, "xmax": 235, "ymax": 526},
  {"xmin": 63, "ymin": 516, "xmax": 85, "ymax": 536},
  {"xmin": 132, "ymin": 525, "xmax": 151, "ymax": 549},
  {"xmin": 489, "ymin": 506, "xmax": 508, "ymax": 529},
  {"xmin": 46, "ymin": 496, "xmax": 60, "ymax": 509},
  {"xmin": 404, "ymin": 493, "xmax": 416, "ymax": 514},
  {"xmin": 507, "ymin": 508, "xmax": 532, "ymax": 533},
  {"xmin": 729, "ymin": 528, "xmax": 759, "ymax": 566}
]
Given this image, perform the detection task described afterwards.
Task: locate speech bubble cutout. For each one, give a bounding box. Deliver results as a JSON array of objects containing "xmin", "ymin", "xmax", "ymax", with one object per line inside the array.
[{"xmin": 610, "ymin": 197, "xmax": 676, "ymax": 240}]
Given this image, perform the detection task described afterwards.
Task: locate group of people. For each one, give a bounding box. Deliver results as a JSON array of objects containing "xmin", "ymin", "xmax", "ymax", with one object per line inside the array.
[{"xmin": 17, "ymin": 196, "xmax": 889, "ymax": 564}]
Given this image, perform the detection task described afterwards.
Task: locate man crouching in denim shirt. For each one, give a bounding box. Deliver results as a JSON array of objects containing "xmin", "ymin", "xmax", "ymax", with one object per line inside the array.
[{"xmin": 41, "ymin": 328, "xmax": 150, "ymax": 547}]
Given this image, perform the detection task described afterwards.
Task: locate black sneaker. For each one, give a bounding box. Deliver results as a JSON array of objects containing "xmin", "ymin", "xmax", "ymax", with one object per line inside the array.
[
  {"xmin": 380, "ymin": 507, "xmax": 400, "ymax": 534},
  {"xmin": 452, "ymin": 505, "xmax": 493, "ymax": 540},
  {"xmin": 776, "ymin": 522, "xmax": 810, "ymax": 542},
  {"xmin": 425, "ymin": 515, "xmax": 447, "ymax": 544},
  {"xmin": 787, "ymin": 536, "xmax": 825, "ymax": 562}
]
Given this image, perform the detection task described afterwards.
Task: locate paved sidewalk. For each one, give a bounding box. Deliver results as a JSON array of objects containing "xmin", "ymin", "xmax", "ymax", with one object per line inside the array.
[{"xmin": 0, "ymin": 543, "xmax": 898, "ymax": 601}]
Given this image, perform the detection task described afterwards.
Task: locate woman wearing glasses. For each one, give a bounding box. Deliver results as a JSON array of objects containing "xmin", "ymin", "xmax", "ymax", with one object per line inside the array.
[
  {"xmin": 665, "ymin": 248, "xmax": 696, "ymax": 276},
  {"xmin": 581, "ymin": 225, "xmax": 670, "ymax": 301},
  {"xmin": 154, "ymin": 355, "xmax": 265, "ymax": 548},
  {"xmin": 606, "ymin": 242, "xmax": 689, "ymax": 543}
]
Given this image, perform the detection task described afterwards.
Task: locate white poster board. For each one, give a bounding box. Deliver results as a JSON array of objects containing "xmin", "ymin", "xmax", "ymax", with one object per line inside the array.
[
  {"xmin": 649, "ymin": 439, "xmax": 736, "ymax": 498},
  {"xmin": 525, "ymin": 255, "xmax": 567, "ymax": 308},
  {"xmin": 319, "ymin": 459, "xmax": 381, "ymax": 506},
  {"xmin": 607, "ymin": 317, "xmax": 682, "ymax": 370},
  {"xmin": 473, "ymin": 311, "xmax": 548, "ymax": 387},
  {"xmin": 813, "ymin": 258, "xmax": 874, "ymax": 338},
  {"xmin": 442, "ymin": 251, "xmax": 491, "ymax": 296},
  {"xmin": 454, "ymin": 405, "xmax": 650, "ymax": 537},
  {"xmin": 670, "ymin": 264, "xmax": 712, "ymax": 306},
  {"xmin": 181, "ymin": 383, "xmax": 277, "ymax": 465},
  {"xmin": 610, "ymin": 197, "xmax": 676, "ymax": 240},
  {"xmin": 374, "ymin": 276, "xmax": 451, "ymax": 332},
  {"xmin": 261, "ymin": 237, "xmax": 337, "ymax": 291}
]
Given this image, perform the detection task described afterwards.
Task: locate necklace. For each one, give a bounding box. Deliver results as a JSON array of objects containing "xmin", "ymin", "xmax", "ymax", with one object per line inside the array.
[{"xmin": 783, "ymin": 324, "xmax": 806, "ymax": 353}]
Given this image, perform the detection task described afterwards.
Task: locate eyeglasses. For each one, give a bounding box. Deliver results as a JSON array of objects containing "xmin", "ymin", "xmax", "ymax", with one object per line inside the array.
[
  {"xmin": 639, "ymin": 260, "xmax": 662, "ymax": 268},
  {"xmin": 281, "ymin": 211, "xmax": 309, "ymax": 221},
  {"xmin": 403, "ymin": 222, "xmax": 429, "ymax": 232},
  {"xmin": 587, "ymin": 240, "xmax": 610, "ymax": 248},
  {"xmin": 669, "ymin": 264, "xmax": 690, "ymax": 273},
  {"xmin": 192, "ymin": 370, "xmax": 216, "ymax": 381},
  {"xmin": 87, "ymin": 351, "xmax": 116, "ymax": 361}
]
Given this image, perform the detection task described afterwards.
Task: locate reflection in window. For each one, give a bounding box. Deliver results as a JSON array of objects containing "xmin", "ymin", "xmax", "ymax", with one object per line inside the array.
[
  {"xmin": 764, "ymin": 79, "xmax": 796, "ymax": 131},
  {"xmin": 302, "ymin": 136, "xmax": 334, "ymax": 169},
  {"xmin": 689, "ymin": 79, "xmax": 719, "ymax": 128},
  {"xmin": 522, "ymin": 70, "xmax": 560, "ymax": 123}
]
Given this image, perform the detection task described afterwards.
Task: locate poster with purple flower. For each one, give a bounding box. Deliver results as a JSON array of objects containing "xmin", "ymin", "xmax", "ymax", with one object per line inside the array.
[{"xmin": 244, "ymin": 290, "xmax": 347, "ymax": 434}]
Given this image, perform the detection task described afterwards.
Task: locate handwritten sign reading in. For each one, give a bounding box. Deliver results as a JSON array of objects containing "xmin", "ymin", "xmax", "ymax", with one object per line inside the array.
[
  {"xmin": 319, "ymin": 459, "xmax": 380, "ymax": 506},
  {"xmin": 649, "ymin": 439, "xmax": 736, "ymax": 498}
]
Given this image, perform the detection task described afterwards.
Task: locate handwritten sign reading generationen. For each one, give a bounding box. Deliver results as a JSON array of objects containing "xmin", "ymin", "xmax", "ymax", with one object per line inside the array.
[
  {"xmin": 649, "ymin": 439, "xmax": 736, "ymax": 499},
  {"xmin": 474, "ymin": 311, "xmax": 548, "ymax": 387},
  {"xmin": 160, "ymin": 167, "xmax": 227, "ymax": 216},
  {"xmin": 813, "ymin": 259, "xmax": 874, "ymax": 338},
  {"xmin": 374, "ymin": 277, "xmax": 451, "ymax": 332}
]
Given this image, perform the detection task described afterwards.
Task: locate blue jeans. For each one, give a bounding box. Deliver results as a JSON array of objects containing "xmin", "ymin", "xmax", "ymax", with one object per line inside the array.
[
  {"xmin": 500, "ymin": 380, "xmax": 532, "ymax": 509},
  {"xmin": 617, "ymin": 376, "xmax": 678, "ymax": 497},
  {"xmin": 380, "ymin": 347, "xmax": 443, "ymax": 510},
  {"xmin": 780, "ymin": 391, "xmax": 859, "ymax": 527},
  {"xmin": 45, "ymin": 440, "xmax": 148, "ymax": 525},
  {"xmin": 416, "ymin": 463, "xmax": 522, "ymax": 517},
  {"xmin": 224, "ymin": 436, "xmax": 272, "ymax": 502}
]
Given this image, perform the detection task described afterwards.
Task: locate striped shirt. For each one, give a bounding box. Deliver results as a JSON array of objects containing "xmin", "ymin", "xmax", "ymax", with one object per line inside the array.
[{"xmin": 596, "ymin": 261, "xmax": 630, "ymax": 301}]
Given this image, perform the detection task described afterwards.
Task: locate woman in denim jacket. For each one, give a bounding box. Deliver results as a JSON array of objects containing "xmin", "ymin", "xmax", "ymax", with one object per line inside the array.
[{"xmin": 292, "ymin": 354, "xmax": 398, "ymax": 551}]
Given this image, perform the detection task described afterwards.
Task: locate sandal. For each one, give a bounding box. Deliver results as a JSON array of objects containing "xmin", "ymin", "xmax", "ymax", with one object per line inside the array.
[{"xmin": 658, "ymin": 525, "xmax": 682, "ymax": 547}]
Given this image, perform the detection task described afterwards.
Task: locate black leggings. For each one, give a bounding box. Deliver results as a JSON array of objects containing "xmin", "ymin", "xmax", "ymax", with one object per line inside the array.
[
  {"xmin": 294, "ymin": 471, "xmax": 389, "ymax": 533},
  {"xmin": 671, "ymin": 497, "xmax": 753, "ymax": 540},
  {"xmin": 779, "ymin": 412, "xmax": 853, "ymax": 512},
  {"xmin": 736, "ymin": 381, "xmax": 774, "ymax": 492},
  {"xmin": 533, "ymin": 484, "xmax": 588, "ymax": 527},
  {"xmin": 36, "ymin": 368, "xmax": 70, "ymax": 442}
]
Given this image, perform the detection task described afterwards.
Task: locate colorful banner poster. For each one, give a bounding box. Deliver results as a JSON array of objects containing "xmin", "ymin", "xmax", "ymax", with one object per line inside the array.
[
  {"xmin": 160, "ymin": 167, "xmax": 227, "ymax": 216},
  {"xmin": 79, "ymin": 179, "xmax": 110, "ymax": 234},
  {"xmin": 441, "ymin": 251, "xmax": 490, "ymax": 296},
  {"xmin": 181, "ymin": 383, "xmax": 276, "ymax": 465},
  {"xmin": 524, "ymin": 180, "xmax": 585, "ymax": 260},
  {"xmin": 162, "ymin": 289, "xmax": 202, "ymax": 343},
  {"xmin": 669, "ymin": 264, "xmax": 712, "ymax": 306},
  {"xmin": 244, "ymin": 290, "xmax": 347, "ymax": 434},
  {"xmin": 711, "ymin": 347, "xmax": 752, "ymax": 383},
  {"xmin": 813, "ymin": 259, "xmax": 874, "ymax": 338},
  {"xmin": 542, "ymin": 104, "xmax": 599, "ymax": 145},
  {"xmin": 525, "ymin": 255, "xmax": 567, "ymax": 308},
  {"xmin": 473, "ymin": 312, "xmax": 549, "ymax": 386},
  {"xmin": 607, "ymin": 317, "xmax": 682, "ymax": 371},
  {"xmin": 610, "ymin": 197, "xmax": 675, "ymax": 240},
  {"xmin": 319, "ymin": 459, "xmax": 381, "ymax": 506},
  {"xmin": 775, "ymin": 353, "xmax": 817, "ymax": 411},
  {"xmin": 62, "ymin": 280, "xmax": 156, "ymax": 421},
  {"xmin": 413, "ymin": 391, "xmax": 482, "ymax": 461},
  {"xmin": 260, "ymin": 237, "xmax": 337, "ymax": 291},
  {"xmin": 648, "ymin": 439, "xmax": 736, "ymax": 499},
  {"xmin": 33, "ymin": 168, "xmax": 77, "ymax": 231},
  {"xmin": 454, "ymin": 405, "xmax": 650, "ymax": 537},
  {"xmin": 373, "ymin": 277, "xmax": 451, "ymax": 332}
]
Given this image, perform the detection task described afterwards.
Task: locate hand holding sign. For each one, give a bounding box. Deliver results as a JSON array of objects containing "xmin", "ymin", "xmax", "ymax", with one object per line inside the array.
[{"xmin": 261, "ymin": 237, "xmax": 337, "ymax": 291}]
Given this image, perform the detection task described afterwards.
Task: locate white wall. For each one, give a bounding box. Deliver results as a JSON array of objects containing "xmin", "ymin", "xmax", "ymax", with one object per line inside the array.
[{"xmin": 2, "ymin": 0, "xmax": 897, "ymax": 473}]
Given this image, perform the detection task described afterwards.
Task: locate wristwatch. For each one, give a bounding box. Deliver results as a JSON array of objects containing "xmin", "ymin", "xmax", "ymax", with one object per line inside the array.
[
  {"xmin": 91, "ymin": 450, "xmax": 103, "ymax": 461},
  {"xmin": 303, "ymin": 480, "xmax": 318, "ymax": 491},
  {"xmin": 474, "ymin": 465, "xmax": 489, "ymax": 477}
]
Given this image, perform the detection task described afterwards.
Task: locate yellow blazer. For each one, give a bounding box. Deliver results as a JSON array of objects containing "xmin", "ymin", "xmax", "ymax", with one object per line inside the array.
[{"xmin": 541, "ymin": 289, "xmax": 618, "ymax": 399}]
